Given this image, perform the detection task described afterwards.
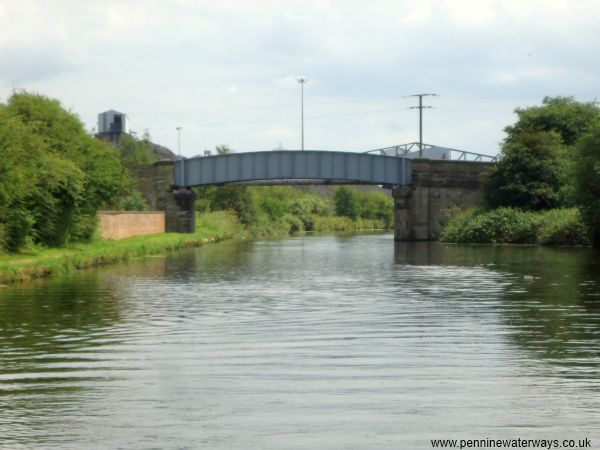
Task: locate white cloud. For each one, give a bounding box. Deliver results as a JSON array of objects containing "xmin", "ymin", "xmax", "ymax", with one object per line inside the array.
[{"xmin": 1, "ymin": 0, "xmax": 598, "ymax": 156}]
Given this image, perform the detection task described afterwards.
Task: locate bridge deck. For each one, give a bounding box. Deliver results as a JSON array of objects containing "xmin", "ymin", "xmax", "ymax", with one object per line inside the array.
[{"xmin": 175, "ymin": 150, "xmax": 411, "ymax": 187}]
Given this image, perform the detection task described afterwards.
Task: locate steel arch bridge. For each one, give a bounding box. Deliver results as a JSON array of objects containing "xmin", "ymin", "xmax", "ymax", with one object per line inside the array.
[{"xmin": 174, "ymin": 150, "xmax": 412, "ymax": 188}]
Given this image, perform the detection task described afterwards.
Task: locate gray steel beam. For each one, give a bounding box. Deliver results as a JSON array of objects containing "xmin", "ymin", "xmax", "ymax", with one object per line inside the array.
[{"xmin": 175, "ymin": 150, "xmax": 412, "ymax": 187}]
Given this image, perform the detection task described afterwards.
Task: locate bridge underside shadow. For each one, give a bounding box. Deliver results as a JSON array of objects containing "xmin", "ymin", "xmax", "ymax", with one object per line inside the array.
[{"xmin": 174, "ymin": 150, "xmax": 412, "ymax": 188}]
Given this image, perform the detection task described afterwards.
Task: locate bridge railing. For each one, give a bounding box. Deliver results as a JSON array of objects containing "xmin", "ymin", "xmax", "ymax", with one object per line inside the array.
[{"xmin": 365, "ymin": 142, "xmax": 498, "ymax": 162}]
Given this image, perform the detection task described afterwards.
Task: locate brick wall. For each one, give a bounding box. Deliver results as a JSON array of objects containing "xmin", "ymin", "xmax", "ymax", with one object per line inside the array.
[{"xmin": 98, "ymin": 211, "xmax": 166, "ymax": 240}]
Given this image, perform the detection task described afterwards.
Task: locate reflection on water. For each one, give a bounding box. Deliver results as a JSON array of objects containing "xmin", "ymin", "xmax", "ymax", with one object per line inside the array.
[{"xmin": 0, "ymin": 235, "xmax": 599, "ymax": 449}]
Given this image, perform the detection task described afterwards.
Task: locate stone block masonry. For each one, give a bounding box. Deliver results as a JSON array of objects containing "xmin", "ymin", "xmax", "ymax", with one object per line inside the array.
[
  {"xmin": 98, "ymin": 211, "xmax": 166, "ymax": 240},
  {"xmin": 133, "ymin": 160, "xmax": 196, "ymax": 233},
  {"xmin": 393, "ymin": 159, "xmax": 493, "ymax": 241}
]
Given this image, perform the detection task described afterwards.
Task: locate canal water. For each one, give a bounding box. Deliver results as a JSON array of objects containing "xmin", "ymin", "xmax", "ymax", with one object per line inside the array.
[{"xmin": 0, "ymin": 234, "xmax": 599, "ymax": 449}]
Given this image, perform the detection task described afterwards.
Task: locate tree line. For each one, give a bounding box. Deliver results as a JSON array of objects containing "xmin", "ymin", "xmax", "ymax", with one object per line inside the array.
[
  {"xmin": 442, "ymin": 97, "xmax": 600, "ymax": 246},
  {"xmin": 0, "ymin": 92, "xmax": 154, "ymax": 252}
]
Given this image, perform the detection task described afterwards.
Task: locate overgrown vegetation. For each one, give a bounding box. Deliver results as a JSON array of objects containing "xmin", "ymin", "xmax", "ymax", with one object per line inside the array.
[
  {"xmin": 440, "ymin": 208, "xmax": 589, "ymax": 246},
  {"xmin": 196, "ymin": 184, "xmax": 393, "ymax": 236},
  {"xmin": 0, "ymin": 91, "xmax": 155, "ymax": 253},
  {"xmin": 443, "ymin": 96, "xmax": 600, "ymax": 247}
]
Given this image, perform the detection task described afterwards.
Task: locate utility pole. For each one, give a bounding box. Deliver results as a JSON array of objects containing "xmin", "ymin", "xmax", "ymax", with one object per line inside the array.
[
  {"xmin": 297, "ymin": 78, "xmax": 308, "ymax": 150},
  {"xmin": 409, "ymin": 93, "xmax": 437, "ymax": 157}
]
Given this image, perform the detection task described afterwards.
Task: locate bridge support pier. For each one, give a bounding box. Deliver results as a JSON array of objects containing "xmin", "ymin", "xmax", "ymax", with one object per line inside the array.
[
  {"xmin": 134, "ymin": 161, "xmax": 196, "ymax": 233},
  {"xmin": 393, "ymin": 159, "xmax": 491, "ymax": 241},
  {"xmin": 164, "ymin": 188, "xmax": 196, "ymax": 233}
]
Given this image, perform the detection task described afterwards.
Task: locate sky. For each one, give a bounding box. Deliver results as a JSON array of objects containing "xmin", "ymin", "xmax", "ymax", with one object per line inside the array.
[{"xmin": 1, "ymin": 0, "xmax": 599, "ymax": 157}]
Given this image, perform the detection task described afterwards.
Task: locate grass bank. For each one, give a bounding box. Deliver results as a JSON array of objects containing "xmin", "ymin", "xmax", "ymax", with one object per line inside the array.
[
  {"xmin": 440, "ymin": 207, "xmax": 590, "ymax": 246},
  {"xmin": 0, "ymin": 209, "xmax": 390, "ymax": 284},
  {"xmin": 0, "ymin": 211, "xmax": 244, "ymax": 284}
]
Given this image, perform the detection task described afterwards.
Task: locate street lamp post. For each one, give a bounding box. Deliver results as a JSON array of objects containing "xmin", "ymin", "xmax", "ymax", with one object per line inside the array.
[
  {"xmin": 176, "ymin": 126, "xmax": 183, "ymax": 186},
  {"xmin": 176, "ymin": 126, "xmax": 183, "ymax": 156},
  {"xmin": 297, "ymin": 78, "xmax": 308, "ymax": 150}
]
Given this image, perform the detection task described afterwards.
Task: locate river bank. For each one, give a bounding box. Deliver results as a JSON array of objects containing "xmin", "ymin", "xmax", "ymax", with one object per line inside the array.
[
  {"xmin": 0, "ymin": 211, "xmax": 244, "ymax": 284},
  {"xmin": 0, "ymin": 211, "xmax": 393, "ymax": 284}
]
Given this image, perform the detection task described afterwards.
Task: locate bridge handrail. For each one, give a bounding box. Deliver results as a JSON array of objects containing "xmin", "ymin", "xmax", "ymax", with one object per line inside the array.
[{"xmin": 365, "ymin": 142, "xmax": 498, "ymax": 162}]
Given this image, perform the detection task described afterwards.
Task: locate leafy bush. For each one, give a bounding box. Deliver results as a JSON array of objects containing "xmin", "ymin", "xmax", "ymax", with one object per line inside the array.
[
  {"xmin": 441, "ymin": 208, "xmax": 540, "ymax": 244},
  {"xmin": 537, "ymin": 209, "xmax": 589, "ymax": 246},
  {"xmin": 441, "ymin": 207, "xmax": 589, "ymax": 246},
  {"xmin": 118, "ymin": 191, "xmax": 149, "ymax": 211},
  {"xmin": 357, "ymin": 191, "xmax": 393, "ymax": 228}
]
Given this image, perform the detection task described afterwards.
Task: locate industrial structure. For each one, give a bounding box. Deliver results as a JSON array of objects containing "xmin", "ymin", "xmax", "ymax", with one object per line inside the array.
[{"xmin": 97, "ymin": 109, "xmax": 130, "ymax": 145}]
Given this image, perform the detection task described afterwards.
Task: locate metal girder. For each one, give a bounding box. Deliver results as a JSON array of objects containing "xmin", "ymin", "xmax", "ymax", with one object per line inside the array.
[{"xmin": 174, "ymin": 150, "xmax": 412, "ymax": 187}]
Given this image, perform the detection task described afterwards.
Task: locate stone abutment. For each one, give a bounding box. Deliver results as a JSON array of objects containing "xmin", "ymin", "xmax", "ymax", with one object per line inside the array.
[
  {"xmin": 134, "ymin": 161, "xmax": 196, "ymax": 233},
  {"xmin": 393, "ymin": 159, "xmax": 493, "ymax": 241}
]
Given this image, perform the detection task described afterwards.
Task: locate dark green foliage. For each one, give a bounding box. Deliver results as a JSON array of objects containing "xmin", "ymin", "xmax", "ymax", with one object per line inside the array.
[
  {"xmin": 333, "ymin": 186, "xmax": 359, "ymax": 219},
  {"xmin": 485, "ymin": 97, "xmax": 600, "ymax": 212},
  {"xmin": 440, "ymin": 208, "xmax": 589, "ymax": 246},
  {"xmin": 260, "ymin": 197, "xmax": 287, "ymax": 220},
  {"xmin": 0, "ymin": 91, "xmax": 133, "ymax": 252},
  {"xmin": 441, "ymin": 208, "xmax": 540, "ymax": 244},
  {"xmin": 574, "ymin": 124, "xmax": 600, "ymax": 246},
  {"xmin": 505, "ymin": 97, "xmax": 600, "ymax": 146},
  {"xmin": 483, "ymin": 130, "xmax": 563, "ymax": 210}
]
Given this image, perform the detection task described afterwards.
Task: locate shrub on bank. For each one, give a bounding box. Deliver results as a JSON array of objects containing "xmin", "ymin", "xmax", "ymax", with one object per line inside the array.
[
  {"xmin": 440, "ymin": 207, "xmax": 589, "ymax": 246},
  {"xmin": 537, "ymin": 208, "xmax": 589, "ymax": 246},
  {"xmin": 440, "ymin": 208, "xmax": 539, "ymax": 244}
]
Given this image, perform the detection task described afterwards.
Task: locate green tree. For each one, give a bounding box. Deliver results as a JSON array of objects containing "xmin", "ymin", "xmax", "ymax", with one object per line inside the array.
[
  {"xmin": 490, "ymin": 97, "xmax": 600, "ymax": 210},
  {"xmin": 575, "ymin": 123, "xmax": 600, "ymax": 246},
  {"xmin": 333, "ymin": 186, "xmax": 359, "ymax": 219},
  {"xmin": 0, "ymin": 91, "xmax": 133, "ymax": 251},
  {"xmin": 483, "ymin": 130, "xmax": 563, "ymax": 211},
  {"xmin": 506, "ymin": 97, "xmax": 600, "ymax": 146}
]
